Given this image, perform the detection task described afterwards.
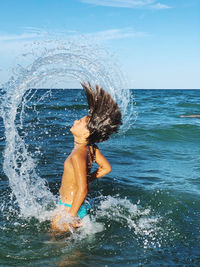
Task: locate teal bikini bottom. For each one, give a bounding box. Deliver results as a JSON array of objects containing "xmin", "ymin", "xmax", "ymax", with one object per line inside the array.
[{"xmin": 58, "ymin": 200, "xmax": 90, "ymax": 219}]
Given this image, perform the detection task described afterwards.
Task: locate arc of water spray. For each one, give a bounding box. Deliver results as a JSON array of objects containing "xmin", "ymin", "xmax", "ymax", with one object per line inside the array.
[{"xmin": 0, "ymin": 41, "xmax": 136, "ymax": 219}]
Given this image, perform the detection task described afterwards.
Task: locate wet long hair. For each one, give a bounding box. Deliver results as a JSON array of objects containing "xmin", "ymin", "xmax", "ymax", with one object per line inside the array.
[{"xmin": 81, "ymin": 82, "xmax": 122, "ymax": 145}]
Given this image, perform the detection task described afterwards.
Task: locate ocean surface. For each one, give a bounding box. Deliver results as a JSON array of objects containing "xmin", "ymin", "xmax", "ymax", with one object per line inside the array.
[{"xmin": 0, "ymin": 88, "xmax": 200, "ymax": 266}]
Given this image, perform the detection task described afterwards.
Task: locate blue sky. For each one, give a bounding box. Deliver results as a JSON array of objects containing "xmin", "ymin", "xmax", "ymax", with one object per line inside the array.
[{"xmin": 0, "ymin": 0, "xmax": 199, "ymax": 89}]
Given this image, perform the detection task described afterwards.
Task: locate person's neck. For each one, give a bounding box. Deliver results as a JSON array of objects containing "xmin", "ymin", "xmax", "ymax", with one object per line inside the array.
[{"xmin": 73, "ymin": 137, "xmax": 88, "ymax": 149}]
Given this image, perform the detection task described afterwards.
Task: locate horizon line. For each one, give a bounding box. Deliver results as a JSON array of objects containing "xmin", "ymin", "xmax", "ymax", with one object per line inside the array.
[{"xmin": 0, "ymin": 88, "xmax": 200, "ymax": 90}]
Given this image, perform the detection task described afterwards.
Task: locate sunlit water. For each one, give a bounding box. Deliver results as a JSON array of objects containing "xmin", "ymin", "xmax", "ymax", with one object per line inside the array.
[{"xmin": 0, "ymin": 42, "xmax": 200, "ymax": 266}]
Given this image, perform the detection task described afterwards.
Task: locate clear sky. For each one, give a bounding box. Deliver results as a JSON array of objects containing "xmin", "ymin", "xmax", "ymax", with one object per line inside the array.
[{"xmin": 0, "ymin": 0, "xmax": 199, "ymax": 89}]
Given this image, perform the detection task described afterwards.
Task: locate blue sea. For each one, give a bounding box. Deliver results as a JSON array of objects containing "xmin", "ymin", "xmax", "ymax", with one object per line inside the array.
[{"xmin": 0, "ymin": 88, "xmax": 200, "ymax": 266}]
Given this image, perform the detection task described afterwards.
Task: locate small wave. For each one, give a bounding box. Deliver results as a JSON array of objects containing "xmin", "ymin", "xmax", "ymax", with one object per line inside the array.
[
  {"xmin": 128, "ymin": 124, "xmax": 200, "ymax": 143},
  {"xmin": 177, "ymin": 102, "xmax": 200, "ymax": 108}
]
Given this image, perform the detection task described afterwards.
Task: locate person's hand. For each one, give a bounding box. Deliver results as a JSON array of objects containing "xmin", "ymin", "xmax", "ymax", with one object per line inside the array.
[{"xmin": 69, "ymin": 218, "xmax": 83, "ymax": 228}]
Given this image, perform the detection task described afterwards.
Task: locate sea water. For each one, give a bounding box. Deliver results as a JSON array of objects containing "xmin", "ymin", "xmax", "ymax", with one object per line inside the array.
[
  {"xmin": 1, "ymin": 88, "xmax": 200, "ymax": 266},
  {"xmin": 0, "ymin": 45, "xmax": 200, "ymax": 266}
]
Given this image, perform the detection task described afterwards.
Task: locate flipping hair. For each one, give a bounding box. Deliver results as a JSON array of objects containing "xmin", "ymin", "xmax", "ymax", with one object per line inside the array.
[{"xmin": 81, "ymin": 82, "xmax": 122, "ymax": 144}]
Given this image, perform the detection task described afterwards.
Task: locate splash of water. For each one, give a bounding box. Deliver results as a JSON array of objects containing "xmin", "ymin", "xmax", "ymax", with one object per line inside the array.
[
  {"xmin": 63, "ymin": 196, "xmax": 162, "ymax": 248},
  {"xmin": 0, "ymin": 39, "xmax": 136, "ymax": 219},
  {"xmin": 94, "ymin": 196, "xmax": 162, "ymax": 248}
]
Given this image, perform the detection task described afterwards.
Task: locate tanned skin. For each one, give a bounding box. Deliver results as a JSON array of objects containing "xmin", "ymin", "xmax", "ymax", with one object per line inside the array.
[{"xmin": 51, "ymin": 116, "xmax": 111, "ymax": 233}]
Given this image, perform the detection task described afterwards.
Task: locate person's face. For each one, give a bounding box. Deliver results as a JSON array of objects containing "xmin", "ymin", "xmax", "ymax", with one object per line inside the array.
[{"xmin": 70, "ymin": 115, "xmax": 90, "ymax": 138}]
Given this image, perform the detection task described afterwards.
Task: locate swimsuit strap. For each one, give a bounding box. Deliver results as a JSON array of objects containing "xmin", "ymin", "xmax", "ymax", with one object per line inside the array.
[{"xmin": 58, "ymin": 200, "xmax": 72, "ymax": 207}]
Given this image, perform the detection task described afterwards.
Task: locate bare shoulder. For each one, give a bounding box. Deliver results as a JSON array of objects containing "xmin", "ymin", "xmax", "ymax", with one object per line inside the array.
[
  {"xmin": 71, "ymin": 147, "xmax": 88, "ymax": 161},
  {"xmin": 71, "ymin": 147, "xmax": 88, "ymax": 173}
]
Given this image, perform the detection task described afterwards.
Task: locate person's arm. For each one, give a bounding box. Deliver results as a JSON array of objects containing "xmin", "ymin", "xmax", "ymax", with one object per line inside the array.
[
  {"xmin": 69, "ymin": 152, "xmax": 88, "ymax": 217},
  {"xmin": 88, "ymin": 147, "xmax": 112, "ymax": 183}
]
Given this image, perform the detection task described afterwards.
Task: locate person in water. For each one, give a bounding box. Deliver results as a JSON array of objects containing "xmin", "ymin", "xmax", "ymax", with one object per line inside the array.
[
  {"xmin": 180, "ymin": 115, "xmax": 200, "ymax": 118},
  {"xmin": 51, "ymin": 82, "xmax": 122, "ymax": 232}
]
